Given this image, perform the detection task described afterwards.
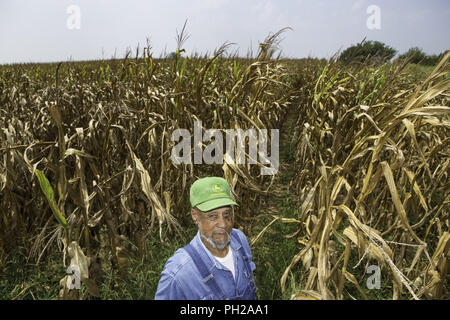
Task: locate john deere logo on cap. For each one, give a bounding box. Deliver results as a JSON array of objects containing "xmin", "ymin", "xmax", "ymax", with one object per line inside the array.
[{"xmin": 210, "ymin": 183, "xmax": 226, "ymax": 197}]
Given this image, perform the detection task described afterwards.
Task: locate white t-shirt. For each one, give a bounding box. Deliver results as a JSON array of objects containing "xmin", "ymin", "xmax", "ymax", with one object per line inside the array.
[
  {"xmin": 214, "ymin": 248, "xmax": 236, "ymax": 280},
  {"xmin": 200, "ymin": 240, "xmax": 236, "ymax": 280}
]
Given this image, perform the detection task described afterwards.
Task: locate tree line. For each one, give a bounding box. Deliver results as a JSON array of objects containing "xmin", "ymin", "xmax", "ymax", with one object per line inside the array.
[{"xmin": 339, "ymin": 40, "xmax": 448, "ymax": 65}]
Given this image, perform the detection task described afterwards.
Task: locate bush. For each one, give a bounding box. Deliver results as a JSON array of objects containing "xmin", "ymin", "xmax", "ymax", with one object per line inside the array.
[
  {"xmin": 398, "ymin": 47, "xmax": 427, "ymax": 64},
  {"xmin": 339, "ymin": 40, "xmax": 397, "ymax": 64},
  {"xmin": 398, "ymin": 48, "xmax": 449, "ymax": 66}
]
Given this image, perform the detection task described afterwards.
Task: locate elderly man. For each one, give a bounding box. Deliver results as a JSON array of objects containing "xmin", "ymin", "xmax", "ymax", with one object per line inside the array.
[{"xmin": 155, "ymin": 177, "xmax": 256, "ymax": 300}]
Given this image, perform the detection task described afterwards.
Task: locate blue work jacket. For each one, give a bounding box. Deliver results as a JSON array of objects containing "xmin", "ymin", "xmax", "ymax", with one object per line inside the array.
[{"xmin": 155, "ymin": 228, "xmax": 256, "ymax": 300}]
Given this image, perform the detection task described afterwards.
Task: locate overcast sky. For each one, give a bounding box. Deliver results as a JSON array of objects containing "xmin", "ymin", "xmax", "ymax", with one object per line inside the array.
[{"xmin": 0, "ymin": 0, "xmax": 449, "ymax": 64}]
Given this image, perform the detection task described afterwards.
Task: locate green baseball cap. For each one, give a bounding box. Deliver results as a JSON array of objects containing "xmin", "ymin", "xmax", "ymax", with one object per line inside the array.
[{"xmin": 190, "ymin": 177, "xmax": 239, "ymax": 212}]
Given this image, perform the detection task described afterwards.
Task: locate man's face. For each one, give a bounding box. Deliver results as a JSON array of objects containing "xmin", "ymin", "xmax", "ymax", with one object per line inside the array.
[{"xmin": 193, "ymin": 206, "xmax": 233, "ymax": 250}]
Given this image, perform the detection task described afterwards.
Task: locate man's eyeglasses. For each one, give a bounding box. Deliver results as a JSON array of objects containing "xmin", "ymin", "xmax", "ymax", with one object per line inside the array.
[{"xmin": 202, "ymin": 211, "xmax": 233, "ymax": 222}]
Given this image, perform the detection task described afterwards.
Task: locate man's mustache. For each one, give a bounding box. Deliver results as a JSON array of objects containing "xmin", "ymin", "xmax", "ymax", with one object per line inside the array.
[
  {"xmin": 212, "ymin": 229, "xmax": 231, "ymax": 238},
  {"xmin": 200, "ymin": 229, "xmax": 231, "ymax": 249}
]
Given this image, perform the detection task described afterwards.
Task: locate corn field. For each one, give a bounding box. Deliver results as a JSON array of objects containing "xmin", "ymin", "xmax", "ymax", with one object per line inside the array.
[{"xmin": 0, "ymin": 32, "xmax": 449, "ymax": 300}]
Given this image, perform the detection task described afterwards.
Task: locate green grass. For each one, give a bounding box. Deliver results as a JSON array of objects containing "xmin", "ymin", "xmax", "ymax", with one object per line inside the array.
[
  {"xmin": 0, "ymin": 249, "xmax": 63, "ymax": 299},
  {"xmin": 251, "ymin": 191, "xmax": 301, "ymax": 299},
  {"xmin": 249, "ymin": 111, "xmax": 303, "ymax": 300}
]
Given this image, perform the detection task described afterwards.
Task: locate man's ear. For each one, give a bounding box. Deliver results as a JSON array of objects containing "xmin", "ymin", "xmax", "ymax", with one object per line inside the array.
[{"xmin": 191, "ymin": 208, "xmax": 198, "ymax": 225}]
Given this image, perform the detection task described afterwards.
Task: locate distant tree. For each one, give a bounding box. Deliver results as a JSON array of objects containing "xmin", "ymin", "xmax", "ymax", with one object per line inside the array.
[
  {"xmin": 423, "ymin": 54, "xmax": 440, "ymax": 66},
  {"xmin": 339, "ymin": 40, "xmax": 397, "ymax": 64},
  {"xmin": 166, "ymin": 49, "xmax": 186, "ymax": 60},
  {"xmin": 397, "ymin": 47, "xmax": 448, "ymax": 66},
  {"xmin": 167, "ymin": 52, "xmax": 177, "ymax": 59},
  {"xmin": 397, "ymin": 47, "xmax": 427, "ymax": 64},
  {"xmin": 425, "ymin": 50, "xmax": 449, "ymax": 65}
]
